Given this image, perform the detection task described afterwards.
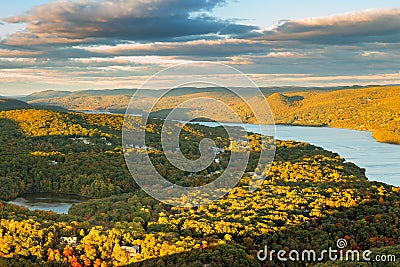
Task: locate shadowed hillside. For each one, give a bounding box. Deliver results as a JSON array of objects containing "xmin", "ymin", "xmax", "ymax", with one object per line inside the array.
[{"xmin": 0, "ymin": 98, "xmax": 33, "ymax": 111}]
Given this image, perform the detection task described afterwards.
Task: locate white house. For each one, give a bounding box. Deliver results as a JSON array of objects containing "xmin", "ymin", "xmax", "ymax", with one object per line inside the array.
[
  {"xmin": 61, "ymin": 237, "xmax": 78, "ymax": 246},
  {"xmin": 121, "ymin": 245, "xmax": 141, "ymax": 257}
]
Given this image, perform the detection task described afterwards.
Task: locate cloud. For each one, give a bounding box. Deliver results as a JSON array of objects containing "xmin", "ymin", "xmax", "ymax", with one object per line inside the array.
[
  {"xmin": 0, "ymin": 49, "xmax": 42, "ymax": 57},
  {"xmin": 261, "ymin": 51, "xmax": 310, "ymax": 58},
  {"xmin": 1, "ymin": 5, "xmax": 400, "ymax": 93},
  {"xmin": 259, "ymin": 8, "xmax": 400, "ymax": 44},
  {"xmin": 361, "ymin": 51, "xmax": 386, "ymax": 57},
  {"xmin": 2, "ymin": 0, "xmax": 257, "ymax": 46},
  {"xmin": 69, "ymin": 55, "xmax": 191, "ymax": 66},
  {"xmin": 76, "ymin": 39, "xmax": 271, "ymax": 57}
]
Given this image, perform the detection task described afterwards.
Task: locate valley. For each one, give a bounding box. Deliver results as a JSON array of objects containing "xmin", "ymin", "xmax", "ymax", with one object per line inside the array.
[
  {"xmin": 0, "ymin": 109, "xmax": 399, "ymax": 266},
  {"xmin": 14, "ymin": 85, "xmax": 400, "ymax": 145}
]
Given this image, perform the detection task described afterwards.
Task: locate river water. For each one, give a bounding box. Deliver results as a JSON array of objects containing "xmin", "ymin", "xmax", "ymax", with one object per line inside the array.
[
  {"xmin": 196, "ymin": 122, "xmax": 400, "ymax": 186},
  {"xmin": 9, "ymin": 124, "xmax": 399, "ymax": 214}
]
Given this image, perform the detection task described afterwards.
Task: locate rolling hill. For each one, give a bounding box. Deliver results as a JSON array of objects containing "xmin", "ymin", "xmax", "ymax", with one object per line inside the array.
[
  {"xmin": 0, "ymin": 98, "xmax": 33, "ymax": 111},
  {"xmin": 17, "ymin": 85, "xmax": 400, "ymax": 144},
  {"xmin": 0, "ymin": 108, "xmax": 399, "ymax": 266},
  {"xmin": 17, "ymin": 86, "xmax": 350, "ymax": 112}
]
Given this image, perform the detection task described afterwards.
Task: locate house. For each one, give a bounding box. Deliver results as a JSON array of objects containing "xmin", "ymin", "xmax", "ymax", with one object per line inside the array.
[
  {"xmin": 49, "ymin": 160, "xmax": 58, "ymax": 166},
  {"xmin": 72, "ymin": 137, "xmax": 94, "ymax": 145},
  {"xmin": 121, "ymin": 245, "xmax": 141, "ymax": 257},
  {"xmin": 81, "ymin": 138, "xmax": 92, "ymax": 145},
  {"xmin": 61, "ymin": 237, "xmax": 78, "ymax": 246}
]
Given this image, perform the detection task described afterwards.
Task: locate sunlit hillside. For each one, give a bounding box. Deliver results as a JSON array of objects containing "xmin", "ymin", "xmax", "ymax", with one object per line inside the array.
[
  {"xmin": 21, "ymin": 86, "xmax": 400, "ymax": 144},
  {"xmin": 0, "ymin": 109, "xmax": 399, "ymax": 266},
  {"xmin": 268, "ymin": 86, "xmax": 400, "ymax": 144}
]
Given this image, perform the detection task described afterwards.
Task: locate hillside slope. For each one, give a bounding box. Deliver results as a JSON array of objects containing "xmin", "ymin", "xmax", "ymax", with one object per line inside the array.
[
  {"xmin": 18, "ymin": 85, "xmax": 400, "ymax": 144},
  {"xmin": 0, "ymin": 98, "xmax": 33, "ymax": 111},
  {"xmin": 0, "ymin": 109, "xmax": 399, "ymax": 266},
  {"xmin": 269, "ymin": 86, "xmax": 400, "ymax": 144}
]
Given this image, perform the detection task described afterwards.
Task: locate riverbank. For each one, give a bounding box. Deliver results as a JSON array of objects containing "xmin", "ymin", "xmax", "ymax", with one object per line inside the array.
[{"xmin": 195, "ymin": 122, "xmax": 400, "ymax": 186}]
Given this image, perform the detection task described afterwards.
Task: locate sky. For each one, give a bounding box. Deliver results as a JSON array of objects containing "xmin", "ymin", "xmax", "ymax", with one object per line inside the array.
[{"xmin": 0, "ymin": 0, "xmax": 400, "ymax": 95}]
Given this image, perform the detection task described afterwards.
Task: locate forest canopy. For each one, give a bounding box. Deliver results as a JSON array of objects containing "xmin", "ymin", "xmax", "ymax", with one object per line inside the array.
[{"xmin": 0, "ymin": 109, "xmax": 399, "ymax": 266}]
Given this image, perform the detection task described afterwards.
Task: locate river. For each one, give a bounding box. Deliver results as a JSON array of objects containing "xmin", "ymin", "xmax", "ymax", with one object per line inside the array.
[
  {"xmin": 9, "ymin": 124, "xmax": 399, "ymax": 214},
  {"xmin": 196, "ymin": 122, "xmax": 400, "ymax": 187}
]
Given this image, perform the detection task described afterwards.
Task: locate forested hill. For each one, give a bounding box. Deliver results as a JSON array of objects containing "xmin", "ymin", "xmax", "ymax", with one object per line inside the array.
[
  {"xmin": 0, "ymin": 98, "xmax": 33, "ymax": 111},
  {"xmin": 18, "ymin": 86, "xmax": 364, "ymax": 111},
  {"xmin": 267, "ymin": 86, "xmax": 400, "ymax": 144},
  {"xmin": 0, "ymin": 97, "xmax": 69, "ymax": 112},
  {"xmin": 19, "ymin": 85, "xmax": 400, "ymax": 144},
  {"xmin": 0, "ymin": 108, "xmax": 399, "ymax": 266}
]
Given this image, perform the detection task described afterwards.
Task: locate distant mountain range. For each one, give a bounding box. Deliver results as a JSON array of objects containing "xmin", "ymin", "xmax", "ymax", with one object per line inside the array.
[
  {"xmin": 20, "ymin": 89, "xmax": 137, "ymax": 101},
  {"xmin": 3, "ymin": 85, "xmax": 399, "ymax": 145},
  {"xmin": 16, "ymin": 85, "xmax": 377, "ymax": 114}
]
